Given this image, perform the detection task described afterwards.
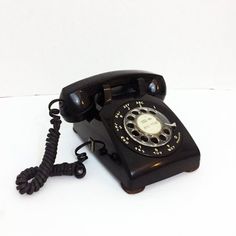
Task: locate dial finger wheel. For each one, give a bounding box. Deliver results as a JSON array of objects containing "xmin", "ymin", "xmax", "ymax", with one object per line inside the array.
[
  {"xmin": 124, "ymin": 107, "xmax": 172, "ymax": 148},
  {"xmin": 113, "ymin": 100, "xmax": 181, "ymax": 158}
]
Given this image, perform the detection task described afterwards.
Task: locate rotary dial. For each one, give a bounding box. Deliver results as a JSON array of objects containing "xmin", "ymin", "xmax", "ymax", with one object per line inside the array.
[
  {"xmin": 113, "ymin": 100, "xmax": 181, "ymax": 157},
  {"xmin": 124, "ymin": 107, "xmax": 173, "ymax": 147}
]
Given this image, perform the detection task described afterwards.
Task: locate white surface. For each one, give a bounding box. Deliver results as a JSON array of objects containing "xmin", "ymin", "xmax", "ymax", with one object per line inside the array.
[
  {"xmin": 0, "ymin": 89, "xmax": 236, "ymax": 236},
  {"xmin": 1, "ymin": 0, "xmax": 236, "ymax": 97},
  {"xmin": 0, "ymin": 0, "xmax": 235, "ymax": 234}
]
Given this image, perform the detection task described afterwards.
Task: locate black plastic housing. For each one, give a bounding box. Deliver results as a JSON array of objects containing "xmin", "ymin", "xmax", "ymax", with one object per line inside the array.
[
  {"xmin": 60, "ymin": 70, "xmax": 200, "ymax": 193},
  {"xmin": 73, "ymin": 94, "xmax": 200, "ymax": 193},
  {"xmin": 60, "ymin": 70, "xmax": 166, "ymax": 123}
]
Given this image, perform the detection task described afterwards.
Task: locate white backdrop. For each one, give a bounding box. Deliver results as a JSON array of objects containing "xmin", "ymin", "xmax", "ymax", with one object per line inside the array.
[
  {"xmin": 0, "ymin": 0, "xmax": 236, "ymax": 97},
  {"xmin": 1, "ymin": 1, "xmax": 236, "ymax": 236}
]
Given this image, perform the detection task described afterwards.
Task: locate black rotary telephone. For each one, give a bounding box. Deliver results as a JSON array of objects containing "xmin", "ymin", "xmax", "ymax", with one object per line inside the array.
[{"xmin": 16, "ymin": 70, "xmax": 200, "ymax": 194}]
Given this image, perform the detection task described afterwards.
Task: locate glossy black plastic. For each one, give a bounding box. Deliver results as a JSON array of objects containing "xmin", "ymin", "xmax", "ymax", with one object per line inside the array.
[
  {"xmin": 73, "ymin": 94, "xmax": 200, "ymax": 193},
  {"xmin": 60, "ymin": 70, "xmax": 166, "ymax": 122},
  {"xmin": 59, "ymin": 70, "xmax": 200, "ymax": 193}
]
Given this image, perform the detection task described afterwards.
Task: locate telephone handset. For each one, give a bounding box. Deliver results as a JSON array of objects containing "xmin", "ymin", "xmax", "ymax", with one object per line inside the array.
[{"xmin": 16, "ymin": 70, "xmax": 200, "ymax": 194}]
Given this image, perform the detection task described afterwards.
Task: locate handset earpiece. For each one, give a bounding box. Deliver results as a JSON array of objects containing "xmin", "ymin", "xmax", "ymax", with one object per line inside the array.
[{"xmin": 59, "ymin": 89, "xmax": 96, "ymax": 122}]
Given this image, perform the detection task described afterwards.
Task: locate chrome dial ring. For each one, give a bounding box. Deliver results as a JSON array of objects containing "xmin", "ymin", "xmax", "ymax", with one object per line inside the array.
[{"xmin": 124, "ymin": 107, "xmax": 172, "ymax": 147}]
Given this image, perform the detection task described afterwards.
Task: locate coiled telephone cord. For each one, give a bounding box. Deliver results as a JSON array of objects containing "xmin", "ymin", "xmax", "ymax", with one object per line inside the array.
[{"xmin": 15, "ymin": 99, "xmax": 105, "ymax": 195}]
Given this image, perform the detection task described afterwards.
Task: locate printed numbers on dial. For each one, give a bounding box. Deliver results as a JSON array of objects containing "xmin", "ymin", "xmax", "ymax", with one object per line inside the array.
[{"xmin": 113, "ymin": 100, "xmax": 181, "ymax": 157}]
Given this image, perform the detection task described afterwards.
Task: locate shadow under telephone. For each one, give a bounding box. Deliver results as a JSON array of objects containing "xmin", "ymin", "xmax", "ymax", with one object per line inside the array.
[{"xmin": 16, "ymin": 70, "xmax": 200, "ymax": 194}]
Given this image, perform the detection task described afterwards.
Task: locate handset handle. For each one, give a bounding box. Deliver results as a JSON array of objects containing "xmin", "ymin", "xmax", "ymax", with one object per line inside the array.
[{"xmin": 59, "ymin": 70, "xmax": 166, "ymax": 122}]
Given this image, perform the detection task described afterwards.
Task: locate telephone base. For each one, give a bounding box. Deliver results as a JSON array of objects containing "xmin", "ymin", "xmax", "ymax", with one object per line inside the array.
[{"xmin": 121, "ymin": 183, "xmax": 145, "ymax": 194}]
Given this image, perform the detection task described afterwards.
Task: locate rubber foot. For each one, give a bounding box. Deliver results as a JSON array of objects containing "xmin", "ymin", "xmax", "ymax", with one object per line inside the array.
[
  {"xmin": 185, "ymin": 167, "xmax": 199, "ymax": 172},
  {"xmin": 121, "ymin": 183, "xmax": 145, "ymax": 194}
]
